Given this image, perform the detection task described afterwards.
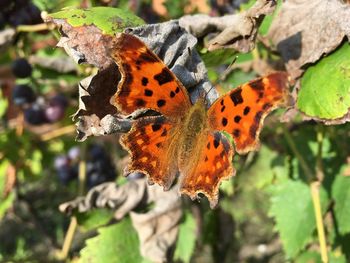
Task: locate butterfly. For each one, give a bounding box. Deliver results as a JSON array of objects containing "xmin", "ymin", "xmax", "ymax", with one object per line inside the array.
[{"xmin": 110, "ymin": 33, "xmax": 289, "ymax": 208}]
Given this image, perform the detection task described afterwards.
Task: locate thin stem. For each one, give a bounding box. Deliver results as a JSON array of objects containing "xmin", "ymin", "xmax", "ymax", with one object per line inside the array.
[
  {"xmin": 282, "ymin": 125, "xmax": 314, "ymax": 182},
  {"xmin": 58, "ymin": 216, "xmax": 78, "ymax": 259},
  {"xmin": 16, "ymin": 23, "xmax": 49, "ymax": 32},
  {"xmin": 40, "ymin": 125, "xmax": 76, "ymax": 141},
  {"xmin": 58, "ymin": 145, "xmax": 86, "ymax": 260},
  {"xmin": 311, "ymin": 182, "xmax": 328, "ymax": 263},
  {"xmin": 316, "ymin": 126, "xmax": 324, "ymax": 181},
  {"xmin": 78, "ymin": 144, "xmax": 87, "ymax": 196}
]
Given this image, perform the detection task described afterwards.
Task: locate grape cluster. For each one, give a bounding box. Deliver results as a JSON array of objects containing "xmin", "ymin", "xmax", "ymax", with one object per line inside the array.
[
  {"xmin": 12, "ymin": 84, "xmax": 68, "ymax": 125},
  {"xmin": 10, "ymin": 57, "xmax": 68, "ymax": 125},
  {"xmin": 54, "ymin": 145, "xmax": 117, "ymax": 188},
  {"xmin": 0, "ymin": 0, "xmax": 42, "ymax": 28}
]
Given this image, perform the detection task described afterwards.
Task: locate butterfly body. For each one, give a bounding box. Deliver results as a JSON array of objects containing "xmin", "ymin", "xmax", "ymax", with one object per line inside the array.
[
  {"xmin": 111, "ymin": 33, "xmax": 289, "ymax": 208},
  {"xmin": 178, "ymin": 99, "xmax": 208, "ymax": 165}
]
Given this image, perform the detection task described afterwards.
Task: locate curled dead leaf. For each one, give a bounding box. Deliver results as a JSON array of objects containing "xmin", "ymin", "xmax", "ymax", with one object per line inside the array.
[
  {"xmin": 179, "ymin": 0, "xmax": 277, "ymax": 52},
  {"xmin": 268, "ymin": 0, "xmax": 350, "ymax": 79},
  {"xmin": 59, "ymin": 178, "xmax": 182, "ymax": 262}
]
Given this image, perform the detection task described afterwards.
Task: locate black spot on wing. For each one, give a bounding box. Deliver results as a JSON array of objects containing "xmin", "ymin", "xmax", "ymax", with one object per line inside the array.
[
  {"xmin": 151, "ymin": 124, "xmax": 162, "ymax": 132},
  {"xmin": 230, "ymin": 89, "xmax": 243, "ymax": 106},
  {"xmin": 214, "ymin": 138, "xmax": 219, "ymax": 148},
  {"xmin": 175, "ymin": 87, "xmax": 180, "ymax": 93},
  {"xmin": 243, "ymin": 106, "xmax": 250, "ymax": 115},
  {"xmin": 135, "ymin": 99, "xmax": 146, "ymax": 107},
  {"xmin": 234, "ymin": 115, "xmax": 241, "ymax": 123},
  {"xmin": 142, "ymin": 77, "xmax": 148, "ymax": 86},
  {"xmin": 144, "ymin": 89, "xmax": 153, "ymax": 97},
  {"xmin": 221, "ymin": 106, "xmax": 226, "ymax": 112},
  {"xmin": 157, "ymin": 99, "xmax": 166, "ymax": 107},
  {"xmin": 161, "ymin": 128, "xmax": 167, "ymax": 137},
  {"xmin": 154, "ymin": 68, "xmax": 174, "ymax": 85},
  {"xmin": 138, "ymin": 50, "xmax": 159, "ymax": 63},
  {"xmin": 222, "ymin": 117, "xmax": 228, "ymax": 127},
  {"xmin": 233, "ymin": 129, "xmax": 240, "ymax": 138},
  {"xmin": 170, "ymin": 91, "xmax": 175, "ymax": 98},
  {"xmin": 249, "ymin": 79, "xmax": 264, "ymax": 91}
]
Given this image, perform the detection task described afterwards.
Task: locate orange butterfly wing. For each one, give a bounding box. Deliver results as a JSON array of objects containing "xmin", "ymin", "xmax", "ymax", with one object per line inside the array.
[
  {"xmin": 120, "ymin": 116, "xmax": 178, "ymax": 189},
  {"xmin": 111, "ymin": 33, "xmax": 192, "ymax": 118},
  {"xmin": 111, "ymin": 33, "xmax": 289, "ymax": 208},
  {"xmin": 180, "ymin": 132, "xmax": 235, "ymax": 208},
  {"xmin": 208, "ymin": 72, "xmax": 289, "ymax": 154}
]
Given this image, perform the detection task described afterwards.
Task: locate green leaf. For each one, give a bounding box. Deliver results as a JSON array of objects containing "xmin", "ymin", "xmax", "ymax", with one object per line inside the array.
[
  {"xmin": 332, "ymin": 174, "xmax": 350, "ymax": 235},
  {"xmin": 76, "ymin": 209, "xmax": 114, "ymax": 231},
  {"xmin": 49, "ymin": 7, "xmax": 144, "ymax": 36},
  {"xmin": 240, "ymin": 145, "xmax": 290, "ymax": 189},
  {"xmin": 258, "ymin": 0, "xmax": 282, "ymax": 36},
  {"xmin": 201, "ymin": 48, "xmax": 238, "ymax": 68},
  {"xmin": 295, "ymin": 251, "xmax": 322, "ymax": 263},
  {"xmin": 27, "ymin": 150, "xmax": 43, "ymax": 176},
  {"xmin": 329, "ymin": 252, "xmax": 347, "ymax": 263},
  {"xmin": 269, "ymin": 180, "xmax": 328, "ymax": 258},
  {"xmin": 224, "ymin": 69, "xmax": 256, "ymax": 91},
  {"xmin": 297, "ymin": 42, "xmax": 350, "ymax": 120},
  {"xmin": 174, "ymin": 212, "xmax": 196, "ymax": 263},
  {"xmin": 79, "ymin": 218, "xmax": 150, "ymax": 263},
  {"xmin": 0, "ymin": 90, "xmax": 8, "ymax": 118}
]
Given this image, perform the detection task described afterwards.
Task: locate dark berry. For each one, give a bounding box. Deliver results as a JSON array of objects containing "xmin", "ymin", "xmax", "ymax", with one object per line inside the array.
[
  {"xmin": 44, "ymin": 94, "xmax": 68, "ymax": 122},
  {"xmin": 68, "ymin": 147, "xmax": 80, "ymax": 161},
  {"xmin": 87, "ymin": 172, "xmax": 103, "ymax": 188},
  {"xmin": 27, "ymin": 3, "xmax": 42, "ymax": 24},
  {"xmin": 89, "ymin": 144, "xmax": 106, "ymax": 160},
  {"xmin": 12, "ymin": 84, "xmax": 36, "ymax": 106},
  {"xmin": 24, "ymin": 104, "xmax": 46, "ymax": 125},
  {"xmin": 0, "ymin": 0, "xmax": 13, "ymax": 11},
  {"xmin": 51, "ymin": 94, "xmax": 68, "ymax": 107},
  {"xmin": 11, "ymin": 58, "xmax": 32, "ymax": 78},
  {"xmin": 44, "ymin": 103, "xmax": 65, "ymax": 122},
  {"xmin": 7, "ymin": 6, "xmax": 31, "ymax": 26},
  {"xmin": 57, "ymin": 167, "xmax": 76, "ymax": 185},
  {"xmin": 0, "ymin": 13, "xmax": 6, "ymax": 30},
  {"xmin": 54, "ymin": 155, "xmax": 70, "ymax": 170}
]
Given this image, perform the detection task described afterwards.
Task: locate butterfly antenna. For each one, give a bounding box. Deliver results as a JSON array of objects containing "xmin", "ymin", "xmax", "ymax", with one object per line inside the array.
[
  {"xmin": 203, "ymin": 84, "xmax": 217, "ymax": 106},
  {"xmin": 188, "ymin": 47, "xmax": 198, "ymax": 81},
  {"xmin": 220, "ymin": 55, "xmax": 238, "ymax": 82}
]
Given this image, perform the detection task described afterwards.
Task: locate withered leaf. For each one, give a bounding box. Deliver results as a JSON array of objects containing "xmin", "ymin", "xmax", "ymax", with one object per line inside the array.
[
  {"xmin": 268, "ymin": 0, "xmax": 350, "ymax": 79},
  {"xmin": 59, "ymin": 179, "xmax": 182, "ymax": 263},
  {"xmin": 179, "ymin": 0, "xmax": 277, "ymax": 52}
]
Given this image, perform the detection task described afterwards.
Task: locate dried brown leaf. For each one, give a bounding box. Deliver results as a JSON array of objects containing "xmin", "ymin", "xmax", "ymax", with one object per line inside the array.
[
  {"xmin": 268, "ymin": 0, "xmax": 350, "ymax": 79},
  {"xmin": 179, "ymin": 0, "xmax": 276, "ymax": 52},
  {"xmin": 59, "ymin": 178, "xmax": 182, "ymax": 262}
]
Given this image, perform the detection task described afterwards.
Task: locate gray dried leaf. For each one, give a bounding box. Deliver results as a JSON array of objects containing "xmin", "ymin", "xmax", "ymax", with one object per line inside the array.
[
  {"xmin": 30, "ymin": 56, "xmax": 77, "ymax": 73},
  {"xmin": 179, "ymin": 0, "xmax": 276, "ymax": 52},
  {"xmin": 268, "ymin": 0, "xmax": 350, "ymax": 79},
  {"xmin": 0, "ymin": 28, "xmax": 15, "ymax": 53},
  {"xmin": 59, "ymin": 178, "xmax": 182, "ymax": 263}
]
